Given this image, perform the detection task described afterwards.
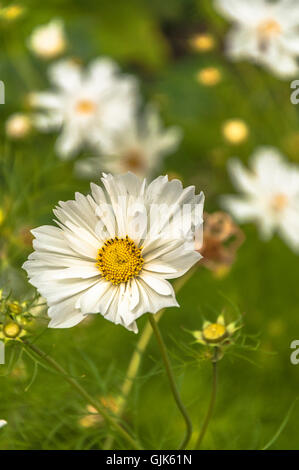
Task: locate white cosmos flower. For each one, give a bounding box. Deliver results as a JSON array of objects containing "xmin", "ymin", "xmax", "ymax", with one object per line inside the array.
[
  {"xmin": 75, "ymin": 106, "xmax": 182, "ymax": 179},
  {"xmin": 214, "ymin": 0, "xmax": 299, "ymax": 78},
  {"xmin": 0, "ymin": 420, "xmax": 7, "ymax": 429},
  {"xmin": 23, "ymin": 173, "xmax": 204, "ymax": 333},
  {"xmin": 221, "ymin": 147, "xmax": 299, "ymax": 251},
  {"xmin": 31, "ymin": 58, "xmax": 138, "ymax": 159},
  {"xmin": 28, "ymin": 19, "xmax": 67, "ymax": 59}
]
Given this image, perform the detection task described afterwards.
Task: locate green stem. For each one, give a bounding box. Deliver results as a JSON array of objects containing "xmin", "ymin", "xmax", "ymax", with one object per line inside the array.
[
  {"xmin": 195, "ymin": 356, "xmax": 218, "ymax": 449},
  {"xmin": 103, "ymin": 267, "xmax": 197, "ymax": 450},
  {"xmin": 21, "ymin": 338, "xmax": 141, "ymax": 450},
  {"xmin": 148, "ymin": 314, "xmax": 192, "ymax": 450}
]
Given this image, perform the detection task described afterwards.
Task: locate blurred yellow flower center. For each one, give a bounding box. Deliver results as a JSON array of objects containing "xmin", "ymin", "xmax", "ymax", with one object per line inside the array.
[
  {"xmin": 258, "ymin": 19, "xmax": 281, "ymax": 37},
  {"xmin": 96, "ymin": 236, "xmax": 144, "ymax": 285},
  {"xmin": 222, "ymin": 119, "xmax": 249, "ymax": 145},
  {"xmin": 191, "ymin": 33, "xmax": 215, "ymax": 52},
  {"xmin": 75, "ymin": 99, "xmax": 96, "ymax": 114},
  {"xmin": 271, "ymin": 193, "xmax": 288, "ymax": 211},
  {"xmin": 203, "ymin": 323, "xmax": 227, "ymax": 343},
  {"xmin": 3, "ymin": 321, "xmax": 21, "ymax": 339},
  {"xmin": 3, "ymin": 5, "xmax": 23, "ymax": 20},
  {"xmin": 197, "ymin": 67, "xmax": 221, "ymax": 86}
]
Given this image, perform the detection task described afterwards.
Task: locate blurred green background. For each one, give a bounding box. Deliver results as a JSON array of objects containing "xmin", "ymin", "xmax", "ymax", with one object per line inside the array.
[{"xmin": 1, "ymin": 0, "xmax": 299, "ymax": 450}]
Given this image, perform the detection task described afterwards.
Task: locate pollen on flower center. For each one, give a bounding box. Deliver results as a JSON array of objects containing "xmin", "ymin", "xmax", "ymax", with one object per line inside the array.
[
  {"xmin": 271, "ymin": 193, "xmax": 288, "ymax": 212},
  {"xmin": 258, "ymin": 19, "xmax": 281, "ymax": 37},
  {"xmin": 75, "ymin": 99, "xmax": 96, "ymax": 114},
  {"xmin": 202, "ymin": 323, "xmax": 227, "ymax": 343},
  {"xmin": 96, "ymin": 236, "xmax": 144, "ymax": 285}
]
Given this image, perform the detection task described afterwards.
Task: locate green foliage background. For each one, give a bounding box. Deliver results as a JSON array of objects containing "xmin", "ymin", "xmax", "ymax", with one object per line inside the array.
[{"xmin": 1, "ymin": 0, "xmax": 299, "ymax": 450}]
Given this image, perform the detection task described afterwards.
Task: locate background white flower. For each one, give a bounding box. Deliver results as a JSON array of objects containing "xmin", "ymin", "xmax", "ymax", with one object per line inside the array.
[
  {"xmin": 75, "ymin": 106, "xmax": 182, "ymax": 179},
  {"xmin": 221, "ymin": 147, "xmax": 299, "ymax": 251},
  {"xmin": 31, "ymin": 58, "xmax": 139, "ymax": 159},
  {"xmin": 0, "ymin": 420, "xmax": 7, "ymax": 429},
  {"xmin": 5, "ymin": 113, "xmax": 32, "ymax": 139},
  {"xmin": 23, "ymin": 173, "xmax": 204, "ymax": 332},
  {"xmin": 214, "ymin": 0, "xmax": 299, "ymax": 78},
  {"xmin": 28, "ymin": 19, "xmax": 67, "ymax": 59}
]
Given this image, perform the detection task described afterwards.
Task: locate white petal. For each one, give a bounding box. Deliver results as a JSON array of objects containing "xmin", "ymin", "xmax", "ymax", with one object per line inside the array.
[
  {"xmin": 55, "ymin": 126, "xmax": 83, "ymax": 159},
  {"xmin": 145, "ymin": 248, "xmax": 201, "ymax": 279},
  {"xmin": 49, "ymin": 59, "xmax": 82, "ymax": 91},
  {"xmin": 221, "ymin": 196, "xmax": 258, "ymax": 222},
  {"xmin": 228, "ymin": 159, "xmax": 256, "ymax": 196},
  {"xmin": 79, "ymin": 280, "xmax": 112, "ymax": 313},
  {"xmin": 140, "ymin": 273, "xmax": 173, "ymax": 296}
]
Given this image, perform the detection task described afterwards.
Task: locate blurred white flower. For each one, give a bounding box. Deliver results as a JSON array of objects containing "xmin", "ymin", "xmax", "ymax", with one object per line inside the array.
[
  {"xmin": 23, "ymin": 173, "xmax": 204, "ymax": 332},
  {"xmin": 221, "ymin": 147, "xmax": 299, "ymax": 251},
  {"xmin": 214, "ymin": 0, "xmax": 299, "ymax": 78},
  {"xmin": 75, "ymin": 106, "xmax": 182, "ymax": 179},
  {"xmin": 28, "ymin": 19, "xmax": 66, "ymax": 59},
  {"xmin": 5, "ymin": 113, "xmax": 32, "ymax": 139},
  {"xmin": 0, "ymin": 420, "xmax": 7, "ymax": 429},
  {"xmin": 31, "ymin": 58, "xmax": 138, "ymax": 159}
]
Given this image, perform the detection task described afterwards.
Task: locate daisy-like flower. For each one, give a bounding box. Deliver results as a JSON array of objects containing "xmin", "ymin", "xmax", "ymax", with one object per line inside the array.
[
  {"xmin": 214, "ymin": 0, "xmax": 299, "ymax": 78},
  {"xmin": 31, "ymin": 58, "xmax": 138, "ymax": 159},
  {"xmin": 28, "ymin": 19, "xmax": 67, "ymax": 60},
  {"xmin": 75, "ymin": 107, "xmax": 182, "ymax": 179},
  {"xmin": 23, "ymin": 173, "xmax": 204, "ymax": 333},
  {"xmin": 221, "ymin": 147, "xmax": 299, "ymax": 251}
]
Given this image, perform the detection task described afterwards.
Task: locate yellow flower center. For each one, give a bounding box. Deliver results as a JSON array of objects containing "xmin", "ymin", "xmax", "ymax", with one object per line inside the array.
[
  {"xmin": 191, "ymin": 33, "xmax": 215, "ymax": 52},
  {"xmin": 271, "ymin": 193, "xmax": 288, "ymax": 212},
  {"xmin": 258, "ymin": 19, "xmax": 281, "ymax": 37},
  {"xmin": 3, "ymin": 321, "xmax": 22, "ymax": 339},
  {"xmin": 2, "ymin": 5, "xmax": 23, "ymax": 20},
  {"xmin": 75, "ymin": 99, "xmax": 96, "ymax": 115},
  {"xmin": 203, "ymin": 323, "xmax": 227, "ymax": 343},
  {"xmin": 197, "ymin": 67, "xmax": 221, "ymax": 87},
  {"xmin": 96, "ymin": 236, "xmax": 144, "ymax": 285},
  {"xmin": 222, "ymin": 119, "xmax": 249, "ymax": 145}
]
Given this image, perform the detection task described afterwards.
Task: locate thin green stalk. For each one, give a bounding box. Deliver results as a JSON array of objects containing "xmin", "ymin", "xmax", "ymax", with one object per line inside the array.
[
  {"xmin": 118, "ymin": 268, "xmax": 196, "ymax": 412},
  {"xmin": 103, "ymin": 267, "xmax": 197, "ymax": 450},
  {"xmin": 195, "ymin": 355, "xmax": 218, "ymax": 449},
  {"xmin": 148, "ymin": 314, "xmax": 192, "ymax": 450},
  {"xmin": 21, "ymin": 338, "xmax": 141, "ymax": 450}
]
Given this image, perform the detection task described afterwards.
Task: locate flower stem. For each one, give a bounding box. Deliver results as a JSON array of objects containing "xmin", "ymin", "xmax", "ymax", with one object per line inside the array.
[
  {"xmin": 117, "ymin": 268, "xmax": 196, "ymax": 412},
  {"xmin": 21, "ymin": 338, "xmax": 142, "ymax": 450},
  {"xmin": 195, "ymin": 354, "xmax": 218, "ymax": 449},
  {"xmin": 148, "ymin": 314, "xmax": 192, "ymax": 450},
  {"xmin": 103, "ymin": 266, "xmax": 197, "ymax": 450}
]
